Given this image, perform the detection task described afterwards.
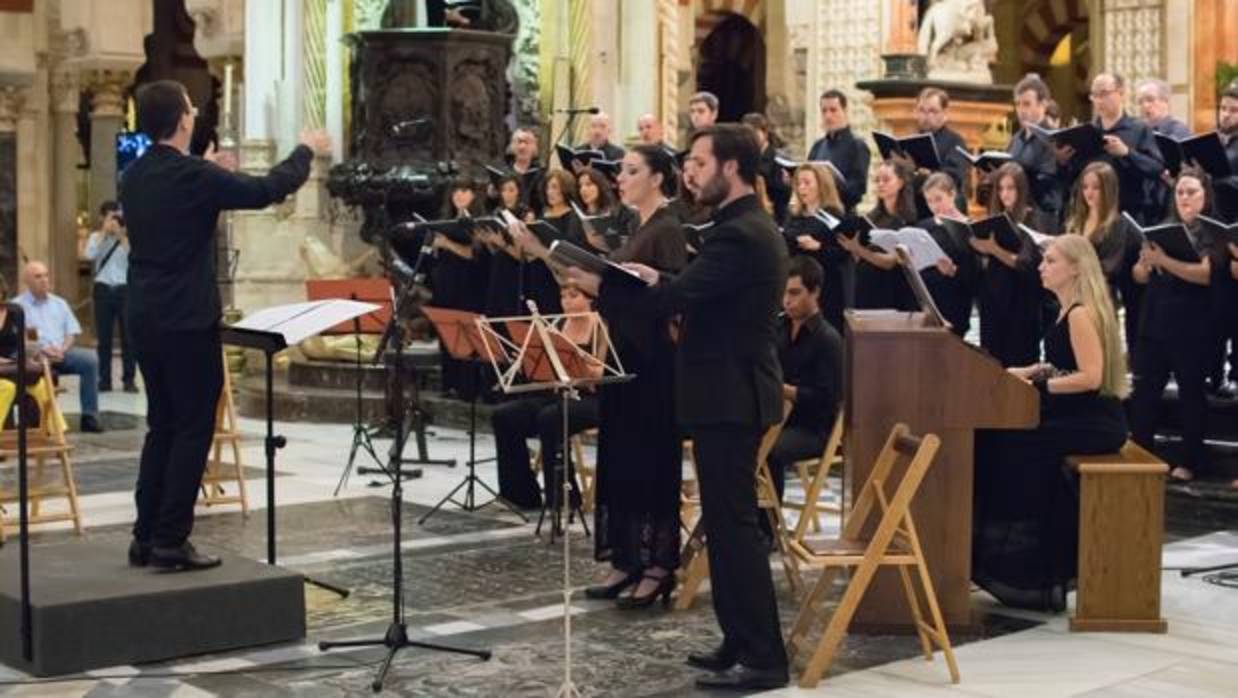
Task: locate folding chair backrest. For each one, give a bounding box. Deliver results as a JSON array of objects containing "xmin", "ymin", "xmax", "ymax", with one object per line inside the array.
[{"xmin": 840, "ymin": 423, "xmax": 940, "ymax": 543}]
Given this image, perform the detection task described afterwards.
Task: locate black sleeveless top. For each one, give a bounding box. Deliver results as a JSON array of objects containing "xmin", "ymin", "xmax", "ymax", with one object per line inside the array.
[{"xmin": 1042, "ymin": 303, "xmax": 1126, "ymax": 435}]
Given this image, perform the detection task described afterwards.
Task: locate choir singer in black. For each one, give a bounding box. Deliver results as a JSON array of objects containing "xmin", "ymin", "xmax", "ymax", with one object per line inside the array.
[
  {"xmin": 120, "ymin": 80, "xmax": 329, "ymax": 571},
  {"xmin": 568, "ymin": 124, "xmax": 790, "ymax": 690}
]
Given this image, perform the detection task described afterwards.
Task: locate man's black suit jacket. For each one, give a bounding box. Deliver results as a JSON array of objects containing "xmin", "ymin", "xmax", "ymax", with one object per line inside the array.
[{"xmin": 599, "ymin": 194, "xmax": 788, "ymax": 429}]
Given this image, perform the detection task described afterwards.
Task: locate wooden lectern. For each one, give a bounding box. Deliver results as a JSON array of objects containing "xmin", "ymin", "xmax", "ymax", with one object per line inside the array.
[{"xmin": 844, "ymin": 310, "xmax": 1038, "ymax": 631}]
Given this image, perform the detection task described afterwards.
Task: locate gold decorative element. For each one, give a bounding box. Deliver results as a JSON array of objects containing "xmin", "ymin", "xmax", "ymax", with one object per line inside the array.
[
  {"xmin": 657, "ymin": 0, "xmax": 678, "ymax": 142},
  {"xmin": 83, "ymin": 70, "xmax": 130, "ymax": 118},
  {"xmin": 303, "ymin": 0, "xmax": 328, "ymax": 130}
]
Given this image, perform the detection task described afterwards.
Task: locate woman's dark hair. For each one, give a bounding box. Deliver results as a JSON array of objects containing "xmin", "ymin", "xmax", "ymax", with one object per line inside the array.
[
  {"xmin": 576, "ymin": 168, "xmax": 616, "ymax": 213},
  {"xmin": 740, "ymin": 112, "xmax": 783, "ymax": 149},
  {"xmin": 1167, "ymin": 166, "xmax": 1215, "ymax": 224},
  {"xmin": 986, "ymin": 162, "xmax": 1033, "ymax": 224},
  {"xmin": 440, "ymin": 178, "xmax": 482, "ymax": 218},
  {"xmin": 631, "ymin": 144, "xmax": 679, "ymax": 198},
  {"xmin": 542, "ymin": 169, "xmax": 577, "ymax": 209},
  {"xmin": 135, "ymin": 80, "xmax": 189, "ymax": 141},
  {"xmin": 871, "ymin": 159, "xmax": 918, "ymax": 225}
]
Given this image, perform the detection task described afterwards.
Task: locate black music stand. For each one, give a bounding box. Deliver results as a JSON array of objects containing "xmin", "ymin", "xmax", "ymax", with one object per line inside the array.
[
  {"xmin": 418, "ymin": 306, "xmax": 527, "ymax": 524},
  {"xmin": 222, "ymin": 298, "xmax": 382, "ymax": 598},
  {"xmin": 6, "ymin": 305, "xmax": 33, "ymax": 662}
]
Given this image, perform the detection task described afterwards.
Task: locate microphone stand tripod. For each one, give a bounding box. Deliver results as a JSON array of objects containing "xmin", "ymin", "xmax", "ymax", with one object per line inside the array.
[
  {"xmin": 333, "ymin": 302, "xmax": 384, "ymax": 496},
  {"xmin": 319, "ymin": 307, "xmax": 490, "ymax": 692}
]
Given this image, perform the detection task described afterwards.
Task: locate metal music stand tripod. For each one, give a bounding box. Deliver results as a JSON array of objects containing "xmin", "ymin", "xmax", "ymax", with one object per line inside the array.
[
  {"xmin": 477, "ymin": 301, "xmax": 631, "ymax": 698},
  {"xmin": 418, "ymin": 306, "xmax": 527, "ymax": 524},
  {"xmin": 319, "ymin": 302, "xmax": 491, "ymax": 692}
]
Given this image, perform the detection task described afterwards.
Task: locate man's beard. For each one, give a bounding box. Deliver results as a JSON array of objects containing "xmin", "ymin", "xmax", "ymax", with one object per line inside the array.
[{"xmin": 695, "ymin": 171, "xmax": 730, "ymax": 207}]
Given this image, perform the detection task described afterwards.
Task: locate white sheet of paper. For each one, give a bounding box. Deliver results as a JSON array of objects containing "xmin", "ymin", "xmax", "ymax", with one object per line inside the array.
[
  {"xmin": 1017, "ymin": 223, "xmax": 1056, "ymax": 249},
  {"xmin": 869, "ymin": 227, "xmax": 949, "ymax": 270},
  {"xmin": 231, "ymin": 299, "xmax": 382, "ymax": 345}
]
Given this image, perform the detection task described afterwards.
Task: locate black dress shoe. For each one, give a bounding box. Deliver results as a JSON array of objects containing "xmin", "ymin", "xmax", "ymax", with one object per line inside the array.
[
  {"xmin": 694, "ymin": 665, "xmax": 789, "ymax": 691},
  {"xmin": 128, "ymin": 539, "xmax": 151, "ymax": 567},
  {"xmin": 150, "ymin": 542, "xmax": 222, "ymax": 572},
  {"xmin": 686, "ymin": 643, "xmax": 738, "ymax": 672},
  {"xmin": 80, "ymin": 415, "xmax": 105, "ymax": 433}
]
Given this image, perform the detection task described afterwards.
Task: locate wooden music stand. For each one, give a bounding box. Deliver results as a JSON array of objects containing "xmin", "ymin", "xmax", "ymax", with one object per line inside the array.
[
  {"xmin": 418, "ymin": 306, "xmax": 527, "ymax": 523},
  {"xmin": 476, "ymin": 301, "xmax": 630, "ymax": 698}
]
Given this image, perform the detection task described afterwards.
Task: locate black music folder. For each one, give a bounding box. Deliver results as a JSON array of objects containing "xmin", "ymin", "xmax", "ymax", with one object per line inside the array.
[
  {"xmin": 955, "ymin": 146, "xmax": 1016, "ymax": 173},
  {"xmin": 1123, "ymin": 212, "xmax": 1200, "ymax": 263},
  {"xmin": 548, "ymin": 240, "xmax": 647, "ymax": 290},
  {"xmin": 873, "ymin": 131, "xmax": 942, "ymax": 171},
  {"xmin": 1031, "ymin": 123, "xmax": 1104, "ymax": 162},
  {"xmin": 556, "ymin": 144, "xmax": 606, "ymax": 171},
  {"xmin": 1155, "ymin": 132, "xmax": 1233, "ymax": 178},
  {"xmin": 773, "ymin": 155, "xmax": 847, "ymax": 185}
]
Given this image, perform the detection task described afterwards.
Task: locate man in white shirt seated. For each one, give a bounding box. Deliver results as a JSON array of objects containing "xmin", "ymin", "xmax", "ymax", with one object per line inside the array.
[{"xmin": 15, "ymin": 261, "xmax": 103, "ymax": 432}]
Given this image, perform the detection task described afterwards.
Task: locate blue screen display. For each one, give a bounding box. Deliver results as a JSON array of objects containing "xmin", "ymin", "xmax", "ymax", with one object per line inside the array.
[{"xmin": 116, "ymin": 131, "xmax": 152, "ymax": 179}]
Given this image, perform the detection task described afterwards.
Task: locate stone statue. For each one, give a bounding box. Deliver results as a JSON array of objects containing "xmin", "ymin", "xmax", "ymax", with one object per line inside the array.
[{"xmin": 916, "ymin": 0, "xmax": 998, "ymax": 83}]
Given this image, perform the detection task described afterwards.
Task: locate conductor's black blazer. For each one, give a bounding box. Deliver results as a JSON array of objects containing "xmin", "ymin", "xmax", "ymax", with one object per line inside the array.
[{"xmin": 599, "ymin": 194, "xmax": 788, "ymax": 429}]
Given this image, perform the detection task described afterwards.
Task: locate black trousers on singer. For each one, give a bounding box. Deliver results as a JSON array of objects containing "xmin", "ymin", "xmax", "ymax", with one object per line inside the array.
[
  {"xmin": 692, "ymin": 424, "xmax": 788, "ymax": 672},
  {"xmin": 132, "ymin": 328, "xmax": 223, "ymax": 548}
]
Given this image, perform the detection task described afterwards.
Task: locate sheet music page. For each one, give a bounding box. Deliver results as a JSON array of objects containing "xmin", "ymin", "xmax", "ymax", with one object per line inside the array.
[
  {"xmin": 870, "ymin": 227, "xmax": 949, "ymax": 270},
  {"xmin": 232, "ymin": 299, "xmax": 381, "ymax": 345}
]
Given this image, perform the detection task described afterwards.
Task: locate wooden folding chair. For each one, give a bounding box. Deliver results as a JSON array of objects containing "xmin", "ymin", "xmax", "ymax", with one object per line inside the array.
[
  {"xmin": 786, "ymin": 423, "xmax": 959, "ymax": 689},
  {"xmin": 785, "ymin": 411, "xmax": 845, "ymax": 541},
  {"xmin": 675, "ymin": 414, "xmax": 803, "ymax": 610},
  {"xmin": 198, "ymin": 352, "xmax": 248, "ymax": 515},
  {"xmin": 0, "ymin": 359, "xmax": 83, "ymax": 542}
]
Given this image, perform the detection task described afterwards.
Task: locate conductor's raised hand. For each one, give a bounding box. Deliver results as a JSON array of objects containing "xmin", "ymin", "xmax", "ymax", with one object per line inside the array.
[
  {"xmin": 564, "ymin": 267, "xmax": 602, "ymax": 296},
  {"xmin": 203, "ymin": 142, "xmax": 238, "ymax": 171},
  {"xmin": 299, "ymin": 129, "xmax": 333, "ymax": 157}
]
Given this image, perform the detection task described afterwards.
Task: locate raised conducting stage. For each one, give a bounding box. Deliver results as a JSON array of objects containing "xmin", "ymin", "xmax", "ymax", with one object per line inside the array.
[{"xmin": 0, "ymin": 538, "xmax": 305, "ymax": 676}]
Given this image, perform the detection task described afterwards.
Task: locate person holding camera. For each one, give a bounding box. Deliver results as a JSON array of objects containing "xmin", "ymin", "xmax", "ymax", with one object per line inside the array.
[{"xmin": 85, "ymin": 200, "xmax": 136, "ymax": 393}]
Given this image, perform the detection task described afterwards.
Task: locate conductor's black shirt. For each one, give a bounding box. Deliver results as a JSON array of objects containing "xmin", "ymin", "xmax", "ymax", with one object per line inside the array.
[{"xmin": 120, "ymin": 143, "xmax": 314, "ymax": 334}]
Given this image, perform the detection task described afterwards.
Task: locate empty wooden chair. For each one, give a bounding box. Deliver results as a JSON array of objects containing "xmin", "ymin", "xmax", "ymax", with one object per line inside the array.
[
  {"xmin": 0, "ymin": 359, "xmax": 82, "ymax": 542},
  {"xmin": 786, "ymin": 423, "xmax": 958, "ymax": 689},
  {"xmin": 784, "ymin": 411, "xmax": 845, "ymax": 540},
  {"xmin": 198, "ymin": 353, "xmax": 249, "ymax": 514}
]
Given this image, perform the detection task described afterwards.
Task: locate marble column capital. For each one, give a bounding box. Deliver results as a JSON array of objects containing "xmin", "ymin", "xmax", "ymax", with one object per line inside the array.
[
  {"xmin": 50, "ymin": 71, "xmax": 82, "ymax": 115},
  {"xmin": 0, "ymin": 86, "xmax": 27, "ymax": 133},
  {"xmin": 82, "ymin": 69, "xmax": 132, "ymax": 119}
]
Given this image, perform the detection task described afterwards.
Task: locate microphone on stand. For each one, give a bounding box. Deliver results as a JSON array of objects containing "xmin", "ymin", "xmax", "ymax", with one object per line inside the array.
[
  {"xmin": 390, "ymin": 117, "xmax": 434, "ymax": 138},
  {"xmin": 553, "ymin": 107, "xmax": 600, "ymax": 115}
]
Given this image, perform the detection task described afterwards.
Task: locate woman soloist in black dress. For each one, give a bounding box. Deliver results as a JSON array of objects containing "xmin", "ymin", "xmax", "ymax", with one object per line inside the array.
[
  {"xmin": 973, "ymin": 234, "xmax": 1129, "ymax": 611},
  {"xmin": 588, "ymin": 144, "xmax": 688, "ymax": 608}
]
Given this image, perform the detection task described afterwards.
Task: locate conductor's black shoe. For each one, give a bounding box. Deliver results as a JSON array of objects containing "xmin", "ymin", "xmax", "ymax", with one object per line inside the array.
[
  {"xmin": 128, "ymin": 539, "xmax": 151, "ymax": 567},
  {"xmin": 686, "ymin": 643, "xmax": 738, "ymax": 672},
  {"xmin": 80, "ymin": 415, "xmax": 104, "ymax": 433},
  {"xmin": 694, "ymin": 665, "xmax": 789, "ymax": 691},
  {"xmin": 149, "ymin": 542, "xmax": 222, "ymax": 572}
]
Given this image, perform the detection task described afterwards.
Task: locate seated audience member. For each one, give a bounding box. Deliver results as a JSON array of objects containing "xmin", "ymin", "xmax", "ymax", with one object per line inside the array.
[
  {"xmin": 14, "ymin": 261, "xmax": 103, "ymax": 433},
  {"xmin": 1130, "ymin": 169, "xmax": 1215, "ymax": 482},
  {"xmin": 491, "ymin": 284, "xmax": 604, "ymax": 510},
  {"xmin": 0, "ymin": 276, "xmax": 66, "ymax": 434},
  {"xmin": 973, "ymin": 235, "xmax": 1129, "ymax": 612},
  {"xmin": 767, "ymin": 256, "xmax": 843, "ymax": 501}
]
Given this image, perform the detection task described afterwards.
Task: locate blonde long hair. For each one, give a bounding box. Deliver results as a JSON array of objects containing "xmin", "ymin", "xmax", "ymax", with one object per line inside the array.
[
  {"xmin": 788, "ymin": 164, "xmax": 843, "ymax": 216},
  {"xmin": 1065, "ymin": 161, "xmax": 1119, "ymax": 243},
  {"xmin": 1050, "ymin": 235, "xmax": 1129, "ymax": 399}
]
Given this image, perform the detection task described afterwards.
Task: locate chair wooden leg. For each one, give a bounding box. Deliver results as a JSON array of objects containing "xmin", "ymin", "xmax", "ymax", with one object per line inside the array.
[
  {"xmin": 231, "ymin": 437, "xmax": 248, "ymax": 517},
  {"xmin": 897, "ymin": 563, "xmax": 933, "ymax": 660},
  {"xmin": 60, "ymin": 452, "xmax": 83, "ymax": 535},
  {"xmin": 798, "ymin": 557, "xmax": 883, "ymax": 689},
  {"xmin": 767, "ymin": 506, "xmax": 802, "ymax": 597},
  {"xmin": 675, "ymin": 547, "xmax": 710, "ymax": 611},
  {"xmin": 913, "ymin": 553, "xmax": 961, "ymax": 683},
  {"xmin": 787, "ymin": 566, "xmax": 838, "ymax": 665},
  {"xmin": 30, "ymin": 455, "xmax": 44, "ymax": 519}
]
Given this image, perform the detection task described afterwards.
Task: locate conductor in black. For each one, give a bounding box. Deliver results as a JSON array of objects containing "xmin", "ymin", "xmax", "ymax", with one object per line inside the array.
[
  {"xmin": 120, "ymin": 80, "xmax": 329, "ymax": 571},
  {"xmin": 573, "ymin": 124, "xmax": 790, "ymax": 690}
]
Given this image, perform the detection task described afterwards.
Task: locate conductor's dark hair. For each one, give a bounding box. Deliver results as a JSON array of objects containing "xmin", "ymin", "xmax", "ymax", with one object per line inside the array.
[
  {"xmin": 689, "ymin": 124, "xmax": 760, "ymax": 187},
  {"xmin": 135, "ymin": 80, "xmax": 189, "ymax": 141},
  {"xmin": 98, "ymin": 200, "xmax": 120, "ymax": 217},
  {"xmin": 819, "ymin": 89, "xmax": 848, "ymax": 109},
  {"xmin": 788, "ymin": 255, "xmax": 824, "ymax": 294},
  {"xmin": 631, "ymin": 144, "xmax": 679, "ymax": 198}
]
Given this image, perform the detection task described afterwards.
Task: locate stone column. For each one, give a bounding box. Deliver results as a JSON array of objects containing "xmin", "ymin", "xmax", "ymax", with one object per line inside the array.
[
  {"xmin": 1096, "ymin": 0, "xmax": 1166, "ymax": 111},
  {"xmin": 50, "ymin": 71, "xmax": 81, "ymax": 305},
  {"xmin": 83, "ymin": 69, "xmax": 128, "ymax": 219},
  {"xmin": 0, "ymin": 87, "xmax": 20, "ymax": 290},
  {"xmin": 616, "ymin": 0, "xmax": 658, "ymax": 144}
]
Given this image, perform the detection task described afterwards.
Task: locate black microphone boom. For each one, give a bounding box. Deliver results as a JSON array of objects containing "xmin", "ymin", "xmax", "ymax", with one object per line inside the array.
[{"xmin": 553, "ymin": 107, "xmax": 600, "ymax": 115}]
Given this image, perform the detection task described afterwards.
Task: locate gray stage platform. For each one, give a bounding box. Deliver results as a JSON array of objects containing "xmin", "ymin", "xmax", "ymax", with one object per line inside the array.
[{"xmin": 0, "ymin": 538, "xmax": 305, "ymax": 676}]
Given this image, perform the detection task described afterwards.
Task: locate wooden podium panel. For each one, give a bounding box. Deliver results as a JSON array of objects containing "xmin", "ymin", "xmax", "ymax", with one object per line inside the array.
[{"xmin": 844, "ymin": 311, "xmax": 1038, "ymax": 631}]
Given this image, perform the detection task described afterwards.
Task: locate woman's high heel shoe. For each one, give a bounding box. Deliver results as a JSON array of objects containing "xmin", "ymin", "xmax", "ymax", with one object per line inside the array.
[
  {"xmin": 584, "ymin": 572, "xmax": 639, "ymax": 600},
  {"xmin": 616, "ymin": 573, "xmax": 674, "ymax": 610}
]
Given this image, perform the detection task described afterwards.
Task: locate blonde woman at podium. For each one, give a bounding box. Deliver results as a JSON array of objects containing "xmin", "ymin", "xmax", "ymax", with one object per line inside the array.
[{"xmin": 973, "ymin": 234, "xmax": 1129, "ymax": 612}]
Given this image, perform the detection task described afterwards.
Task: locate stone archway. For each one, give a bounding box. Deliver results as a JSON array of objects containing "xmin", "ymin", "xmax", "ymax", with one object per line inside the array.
[
  {"xmin": 1019, "ymin": 0, "xmax": 1091, "ymax": 122},
  {"xmin": 695, "ymin": 12, "xmax": 766, "ymax": 122}
]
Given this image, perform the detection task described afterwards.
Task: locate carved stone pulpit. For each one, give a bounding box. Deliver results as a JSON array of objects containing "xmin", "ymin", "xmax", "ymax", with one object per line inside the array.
[{"xmin": 327, "ymin": 29, "xmax": 514, "ymax": 244}]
